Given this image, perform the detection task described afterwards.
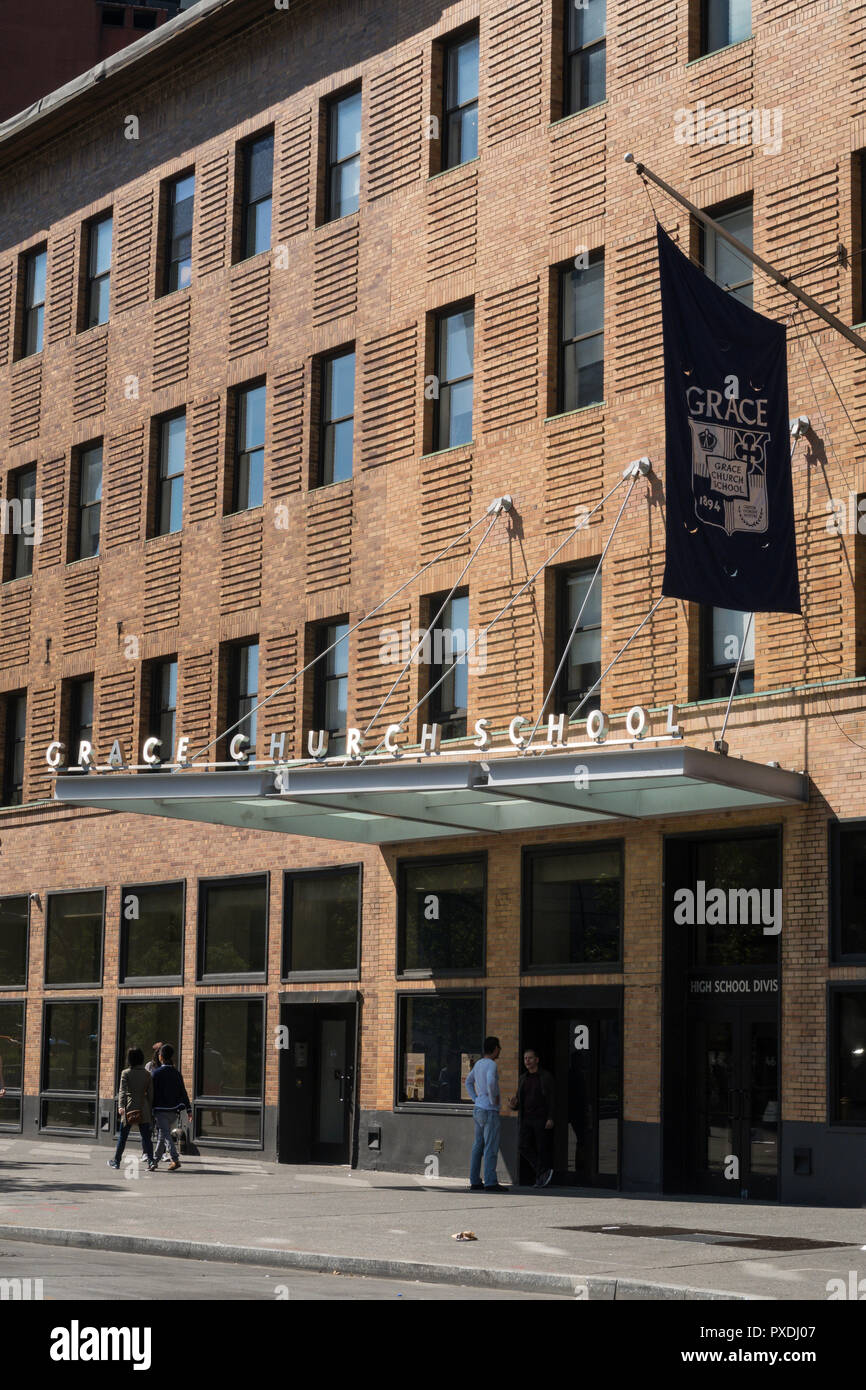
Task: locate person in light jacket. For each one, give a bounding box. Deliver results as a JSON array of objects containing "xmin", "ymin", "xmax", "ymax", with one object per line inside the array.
[{"xmin": 109, "ymin": 1048, "xmax": 157, "ymax": 1171}]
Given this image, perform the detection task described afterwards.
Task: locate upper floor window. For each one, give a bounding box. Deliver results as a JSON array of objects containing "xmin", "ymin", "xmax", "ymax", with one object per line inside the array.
[
  {"xmin": 20, "ymin": 246, "xmax": 46, "ymax": 357},
  {"xmin": 326, "ymin": 89, "xmax": 362, "ymax": 221},
  {"xmin": 427, "ymin": 590, "xmax": 470, "ymax": 739},
  {"xmin": 69, "ymin": 676, "xmax": 95, "ymax": 766},
  {"xmin": 559, "ymin": 253, "xmax": 604, "ymax": 412},
  {"xmin": 8, "ymin": 465, "xmax": 37, "ymax": 580},
  {"xmin": 163, "ymin": 172, "xmax": 194, "ymax": 293},
  {"xmin": 433, "ymin": 304, "xmax": 474, "ymax": 450},
  {"xmin": 76, "ymin": 442, "xmax": 103, "ymax": 560},
  {"xmin": 699, "ymin": 200, "xmax": 753, "ymax": 307},
  {"xmin": 701, "ymin": 606, "xmax": 754, "ymax": 698},
  {"xmin": 226, "ymin": 640, "xmax": 259, "ymax": 759},
  {"xmin": 232, "ymin": 382, "xmax": 266, "ymax": 512},
  {"xmin": 701, "ymin": 0, "xmax": 751, "ymax": 55},
  {"xmin": 443, "ymin": 30, "xmax": 479, "ymax": 169},
  {"xmin": 85, "ymin": 212, "xmax": 112, "ymax": 327},
  {"xmin": 313, "ymin": 621, "xmax": 349, "ymax": 755},
  {"xmin": 558, "ymin": 565, "xmax": 601, "ymax": 716},
  {"xmin": 240, "ymin": 132, "xmax": 273, "ymax": 258},
  {"xmin": 154, "ymin": 411, "xmax": 185, "ymax": 535},
  {"xmin": 147, "ymin": 659, "xmax": 178, "ymax": 764},
  {"xmin": 565, "ymin": 0, "xmax": 606, "ymax": 114},
  {"xmin": 318, "ymin": 349, "xmax": 355, "ymax": 486},
  {"xmin": 2, "ymin": 692, "xmax": 26, "ymax": 807}
]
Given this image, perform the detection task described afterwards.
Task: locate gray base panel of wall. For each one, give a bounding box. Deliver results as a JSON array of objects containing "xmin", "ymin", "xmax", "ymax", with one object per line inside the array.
[
  {"xmin": 358, "ymin": 1109, "xmax": 518, "ymax": 1182},
  {"xmin": 621, "ymin": 1120, "xmax": 662, "ymax": 1193},
  {"xmin": 781, "ymin": 1123, "xmax": 866, "ymax": 1206}
]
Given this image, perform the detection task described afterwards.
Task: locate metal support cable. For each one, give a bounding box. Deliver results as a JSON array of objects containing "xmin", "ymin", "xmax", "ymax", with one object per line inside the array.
[{"xmin": 566, "ymin": 595, "xmax": 667, "ymax": 725}]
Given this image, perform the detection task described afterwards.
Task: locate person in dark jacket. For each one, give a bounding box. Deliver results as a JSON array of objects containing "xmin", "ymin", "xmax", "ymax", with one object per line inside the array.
[
  {"xmin": 508, "ymin": 1049, "xmax": 555, "ymax": 1187},
  {"xmin": 109, "ymin": 1048, "xmax": 157, "ymax": 1171},
  {"xmin": 151, "ymin": 1043, "xmax": 192, "ymax": 1171}
]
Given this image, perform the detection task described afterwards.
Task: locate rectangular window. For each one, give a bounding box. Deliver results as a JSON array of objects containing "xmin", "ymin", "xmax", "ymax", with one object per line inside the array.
[
  {"xmin": 9, "ymin": 465, "xmax": 37, "ymax": 580},
  {"xmin": 699, "ymin": 201, "xmax": 753, "ymax": 307},
  {"xmin": 312, "ymin": 622, "xmax": 349, "ymax": 755},
  {"xmin": 830, "ymin": 821, "xmax": 866, "ymax": 961},
  {"xmin": 399, "ymin": 854, "xmax": 485, "ymax": 975},
  {"xmin": 443, "ymin": 30, "xmax": 479, "ymax": 170},
  {"xmin": 326, "ymin": 88, "xmax": 362, "ymax": 221},
  {"xmin": 154, "ymin": 411, "xmax": 185, "ymax": 536},
  {"xmin": 85, "ymin": 212, "xmax": 112, "ymax": 328},
  {"xmin": 2, "ymin": 691, "xmax": 26, "ymax": 806},
  {"xmin": 241, "ymin": 132, "xmax": 273, "ymax": 258},
  {"xmin": 523, "ymin": 843, "xmax": 622, "ymax": 970},
  {"xmin": 21, "ymin": 246, "xmax": 47, "ymax": 356},
  {"xmin": 427, "ymin": 590, "xmax": 470, "ymax": 738},
  {"xmin": 232, "ymin": 382, "xmax": 266, "ymax": 511},
  {"xmin": 0, "ymin": 895, "xmax": 28, "ymax": 987},
  {"xmin": 69, "ymin": 676, "xmax": 95, "ymax": 767},
  {"xmin": 559, "ymin": 254, "xmax": 604, "ymax": 412},
  {"xmin": 117, "ymin": 999, "xmax": 181, "ymax": 1088},
  {"xmin": 163, "ymin": 172, "xmax": 194, "ymax": 293},
  {"xmin": 41, "ymin": 999, "xmax": 99, "ymax": 1131},
  {"xmin": 76, "ymin": 442, "xmax": 103, "ymax": 560},
  {"xmin": 565, "ymin": 0, "xmax": 606, "ymax": 114},
  {"xmin": 433, "ymin": 305, "xmax": 474, "ymax": 450},
  {"xmin": 195, "ymin": 997, "xmax": 264, "ymax": 1141},
  {"xmin": 0, "ymin": 1001, "xmax": 24, "ymax": 1129},
  {"xmin": 120, "ymin": 881, "xmax": 184, "ymax": 982},
  {"xmin": 687, "ymin": 834, "xmax": 779, "ymax": 968},
  {"xmin": 700, "ymin": 606, "xmax": 754, "ymax": 698},
  {"xmin": 830, "ymin": 987, "xmax": 866, "ymax": 1126},
  {"xmin": 397, "ymin": 992, "xmax": 482, "ymax": 1104},
  {"xmin": 558, "ymin": 565, "xmax": 602, "ymax": 716},
  {"xmin": 199, "ymin": 875, "xmax": 267, "ymax": 979},
  {"xmin": 318, "ymin": 349, "xmax": 355, "ymax": 486},
  {"xmin": 45, "ymin": 889, "xmax": 104, "ymax": 987},
  {"xmin": 284, "ymin": 866, "xmax": 361, "ymax": 977},
  {"xmin": 701, "ymin": 0, "xmax": 751, "ymax": 56},
  {"xmin": 146, "ymin": 659, "xmax": 177, "ymax": 766},
  {"xmin": 226, "ymin": 640, "xmax": 259, "ymax": 759}
]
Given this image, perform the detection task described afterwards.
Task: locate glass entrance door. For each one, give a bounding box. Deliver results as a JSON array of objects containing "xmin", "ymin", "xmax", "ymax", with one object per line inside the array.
[{"xmin": 688, "ymin": 1008, "xmax": 778, "ymax": 1199}]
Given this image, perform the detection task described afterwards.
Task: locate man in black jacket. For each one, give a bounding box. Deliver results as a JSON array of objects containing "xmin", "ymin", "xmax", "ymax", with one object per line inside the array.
[
  {"xmin": 151, "ymin": 1044, "xmax": 193, "ymax": 1171},
  {"xmin": 508, "ymin": 1049, "xmax": 555, "ymax": 1188}
]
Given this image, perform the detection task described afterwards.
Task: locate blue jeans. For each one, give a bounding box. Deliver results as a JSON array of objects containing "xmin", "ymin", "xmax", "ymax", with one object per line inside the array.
[
  {"xmin": 115, "ymin": 1121, "xmax": 153, "ymax": 1166},
  {"xmin": 469, "ymin": 1106, "xmax": 501, "ymax": 1187}
]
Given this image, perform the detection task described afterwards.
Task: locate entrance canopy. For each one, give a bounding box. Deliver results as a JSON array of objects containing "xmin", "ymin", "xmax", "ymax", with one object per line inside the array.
[{"xmin": 53, "ymin": 747, "xmax": 808, "ymax": 844}]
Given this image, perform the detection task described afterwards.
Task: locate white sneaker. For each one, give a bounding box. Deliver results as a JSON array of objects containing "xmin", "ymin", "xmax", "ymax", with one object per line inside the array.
[{"xmin": 161, "ymin": 1153, "xmax": 172, "ymax": 1163}]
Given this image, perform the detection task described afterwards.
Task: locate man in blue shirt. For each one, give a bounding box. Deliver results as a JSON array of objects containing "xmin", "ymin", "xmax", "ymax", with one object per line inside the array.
[{"xmin": 465, "ymin": 1036, "xmax": 507, "ymax": 1192}]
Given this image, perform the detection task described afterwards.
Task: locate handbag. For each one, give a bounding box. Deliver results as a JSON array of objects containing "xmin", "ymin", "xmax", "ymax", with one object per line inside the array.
[{"xmin": 124, "ymin": 1107, "xmax": 143, "ymax": 1125}]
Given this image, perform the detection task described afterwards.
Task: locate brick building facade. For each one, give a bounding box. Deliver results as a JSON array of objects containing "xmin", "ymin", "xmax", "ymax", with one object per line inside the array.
[{"xmin": 0, "ymin": 0, "xmax": 864, "ymax": 1203}]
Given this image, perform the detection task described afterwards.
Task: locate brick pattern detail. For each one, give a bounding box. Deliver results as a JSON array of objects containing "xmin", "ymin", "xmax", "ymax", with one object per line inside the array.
[
  {"xmin": 487, "ymin": 0, "xmax": 543, "ymax": 145},
  {"xmin": 229, "ymin": 260, "xmax": 270, "ymax": 358},
  {"xmin": 197, "ymin": 150, "xmax": 230, "ymax": 277},
  {"xmin": 550, "ymin": 109, "xmax": 606, "ymax": 234},
  {"xmin": 187, "ymin": 397, "xmax": 222, "ymax": 523},
  {"xmin": 97, "ymin": 668, "xmax": 136, "ymax": 756},
  {"xmin": 545, "ymin": 411, "xmax": 605, "ymax": 535},
  {"xmin": 360, "ymin": 325, "xmax": 417, "ymax": 468},
  {"xmin": 481, "ymin": 278, "xmax": 539, "ymax": 432},
  {"xmin": 37, "ymin": 456, "xmax": 66, "ymax": 569},
  {"xmin": 420, "ymin": 450, "xmax": 472, "ymax": 560},
  {"xmin": 0, "ymin": 262, "xmax": 12, "ymax": 367},
  {"xmin": 269, "ymin": 367, "xmax": 305, "ymax": 496},
  {"xmin": 0, "ymin": 585, "xmax": 31, "ymax": 668},
  {"xmin": 354, "ymin": 604, "xmax": 411, "ymax": 738},
  {"xmin": 105, "ymin": 425, "xmax": 144, "ymax": 549},
  {"xmin": 152, "ymin": 294, "xmax": 191, "ymax": 389},
  {"xmin": 687, "ymin": 44, "xmax": 754, "ymax": 179},
  {"xmin": 261, "ymin": 631, "xmax": 299, "ymax": 753},
  {"xmin": 615, "ymin": 0, "xmax": 678, "ymax": 85},
  {"xmin": 851, "ymin": 0, "xmax": 866, "ymax": 118},
  {"xmin": 114, "ymin": 190, "xmax": 155, "ymax": 314},
  {"xmin": 306, "ymin": 488, "xmax": 353, "ymax": 591},
  {"xmin": 427, "ymin": 167, "xmax": 477, "ymax": 278},
  {"xmin": 764, "ymin": 167, "xmax": 840, "ymax": 333},
  {"xmin": 63, "ymin": 567, "xmax": 99, "ymax": 654},
  {"xmin": 144, "ymin": 537, "xmax": 182, "ymax": 633},
  {"xmin": 477, "ymin": 581, "xmax": 537, "ymax": 721},
  {"xmin": 614, "ymin": 228, "xmax": 677, "ymax": 394},
  {"xmin": 367, "ymin": 55, "xmax": 424, "ymax": 200},
  {"xmin": 608, "ymin": 547, "xmax": 677, "ymax": 707},
  {"xmin": 313, "ymin": 221, "xmax": 359, "ymax": 325},
  {"xmin": 47, "ymin": 231, "xmax": 76, "ymax": 344},
  {"xmin": 179, "ymin": 651, "xmax": 213, "ymax": 752},
  {"xmin": 220, "ymin": 513, "xmax": 263, "ymax": 613},
  {"xmin": 277, "ymin": 108, "xmax": 312, "ymax": 241},
  {"xmin": 73, "ymin": 333, "xmax": 108, "ymax": 420},
  {"xmin": 804, "ymin": 508, "xmax": 843, "ymax": 679},
  {"xmin": 27, "ymin": 685, "xmax": 56, "ymax": 801},
  {"xmin": 9, "ymin": 361, "xmax": 42, "ymax": 445}
]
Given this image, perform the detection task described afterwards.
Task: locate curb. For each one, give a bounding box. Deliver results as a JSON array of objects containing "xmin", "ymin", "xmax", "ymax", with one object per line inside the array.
[{"xmin": 0, "ymin": 1224, "xmax": 763, "ymax": 1299}]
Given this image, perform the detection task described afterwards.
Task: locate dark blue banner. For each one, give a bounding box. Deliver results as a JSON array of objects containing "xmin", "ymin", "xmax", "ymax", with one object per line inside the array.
[{"xmin": 657, "ymin": 223, "xmax": 801, "ymax": 615}]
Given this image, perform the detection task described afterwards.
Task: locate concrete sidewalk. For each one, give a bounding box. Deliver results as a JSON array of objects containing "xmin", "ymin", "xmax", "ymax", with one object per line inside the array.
[{"xmin": 0, "ymin": 1137, "xmax": 863, "ymax": 1299}]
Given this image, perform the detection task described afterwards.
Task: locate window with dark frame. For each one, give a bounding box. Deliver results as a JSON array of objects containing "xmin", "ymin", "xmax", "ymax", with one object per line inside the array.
[
  {"xmin": 399, "ymin": 855, "xmax": 485, "ymax": 975},
  {"xmin": 859, "ymin": 151, "xmax": 866, "ymax": 324},
  {"xmin": 76, "ymin": 442, "xmax": 103, "ymax": 560},
  {"xmin": 433, "ymin": 304, "xmax": 474, "ymax": 450},
  {"xmin": 0, "ymin": 1001, "xmax": 24, "ymax": 1129},
  {"xmin": 231, "ymin": 382, "xmax": 266, "ymax": 512},
  {"xmin": 326, "ymin": 88, "xmax": 362, "ymax": 221},
  {"xmin": 565, "ymin": 0, "xmax": 606, "ymax": 115},
  {"xmin": 2, "ymin": 691, "xmax": 26, "ymax": 807},
  {"xmin": 831, "ymin": 821, "xmax": 866, "ymax": 961},
  {"xmin": 163, "ymin": 172, "xmax": 194, "ymax": 294},
  {"xmin": 9, "ymin": 465, "xmax": 37, "ymax": 579},
  {"xmin": 154, "ymin": 411, "xmax": 185, "ymax": 536},
  {"xmin": 0, "ymin": 895, "xmax": 28, "ymax": 987},
  {"xmin": 699, "ymin": 200, "xmax": 753, "ymax": 308},
  {"xmin": 284, "ymin": 867, "xmax": 361, "ymax": 976},
  {"xmin": 701, "ymin": 0, "xmax": 751, "ymax": 56},
  {"xmin": 40, "ymin": 999, "xmax": 99, "ymax": 1132},
  {"xmin": 116, "ymin": 1000, "xmax": 181, "ymax": 1099},
  {"xmin": 240, "ymin": 132, "xmax": 273, "ymax": 258},
  {"xmin": 69, "ymin": 676, "xmax": 95, "ymax": 766},
  {"xmin": 195, "ymin": 997, "xmax": 264, "ymax": 1142},
  {"xmin": 120, "ymin": 881, "xmax": 184, "ymax": 982},
  {"xmin": 700, "ymin": 605, "xmax": 754, "ymax": 698},
  {"xmin": 312, "ymin": 622, "xmax": 349, "ymax": 755},
  {"xmin": 146, "ymin": 659, "xmax": 177, "ymax": 766},
  {"xmin": 85, "ymin": 212, "xmax": 112, "ymax": 328},
  {"xmin": 44, "ymin": 890, "xmax": 104, "ymax": 987},
  {"xmin": 558, "ymin": 253, "xmax": 604, "ymax": 413},
  {"xmin": 523, "ymin": 843, "xmax": 622, "ymax": 970},
  {"xmin": 830, "ymin": 987, "xmax": 866, "ymax": 1125},
  {"xmin": 317, "ymin": 349, "xmax": 355, "ymax": 486},
  {"xmin": 226, "ymin": 640, "xmax": 259, "ymax": 760},
  {"xmin": 426, "ymin": 590, "xmax": 469, "ymax": 739},
  {"xmin": 133, "ymin": 9, "xmax": 157, "ymax": 29},
  {"xmin": 442, "ymin": 29, "xmax": 479, "ymax": 170},
  {"xmin": 397, "ymin": 992, "xmax": 482, "ymax": 1104},
  {"xmin": 557, "ymin": 564, "xmax": 601, "ymax": 717},
  {"xmin": 199, "ymin": 875, "xmax": 267, "ymax": 979},
  {"xmin": 21, "ymin": 246, "xmax": 46, "ymax": 357}
]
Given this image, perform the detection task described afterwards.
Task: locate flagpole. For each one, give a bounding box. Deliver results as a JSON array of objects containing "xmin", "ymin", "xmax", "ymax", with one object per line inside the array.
[{"xmin": 624, "ymin": 154, "xmax": 866, "ymax": 356}]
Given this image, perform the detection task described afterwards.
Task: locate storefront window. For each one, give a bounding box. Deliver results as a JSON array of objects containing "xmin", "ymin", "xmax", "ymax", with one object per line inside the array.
[
  {"xmin": 397, "ymin": 993, "xmax": 482, "ymax": 1105},
  {"xmin": 0, "ymin": 895, "xmax": 28, "ymax": 986},
  {"xmin": 41, "ymin": 999, "xmax": 99, "ymax": 1131},
  {"xmin": 524, "ymin": 845, "xmax": 622, "ymax": 969},
  {"xmin": 832, "ymin": 821, "xmax": 866, "ymax": 960},
  {"xmin": 120, "ymin": 882, "xmax": 184, "ymax": 982},
  {"xmin": 689, "ymin": 836, "xmax": 779, "ymax": 967},
  {"xmin": 399, "ymin": 856, "xmax": 484, "ymax": 975},
  {"xmin": 117, "ymin": 1001, "xmax": 181, "ymax": 1088},
  {"xmin": 44, "ymin": 890, "xmax": 104, "ymax": 987},
  {"xmin": 194, "ymin": 998, "xmax": 264, "ymax": 1142},
  {"xmin": 198, "ymin": 876, "xmax": 267, "ymax": 979},
  {"xmin": 0, "ymin": 1001, "xmax": 24, "ymax": 1128},
  {"xmin": 284, "ymin": 867, "xmax": 360, "ymax": 976},
  {"xmin": 830, "ymin": 989, "xmax": 866, "ymax": 1126}
]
